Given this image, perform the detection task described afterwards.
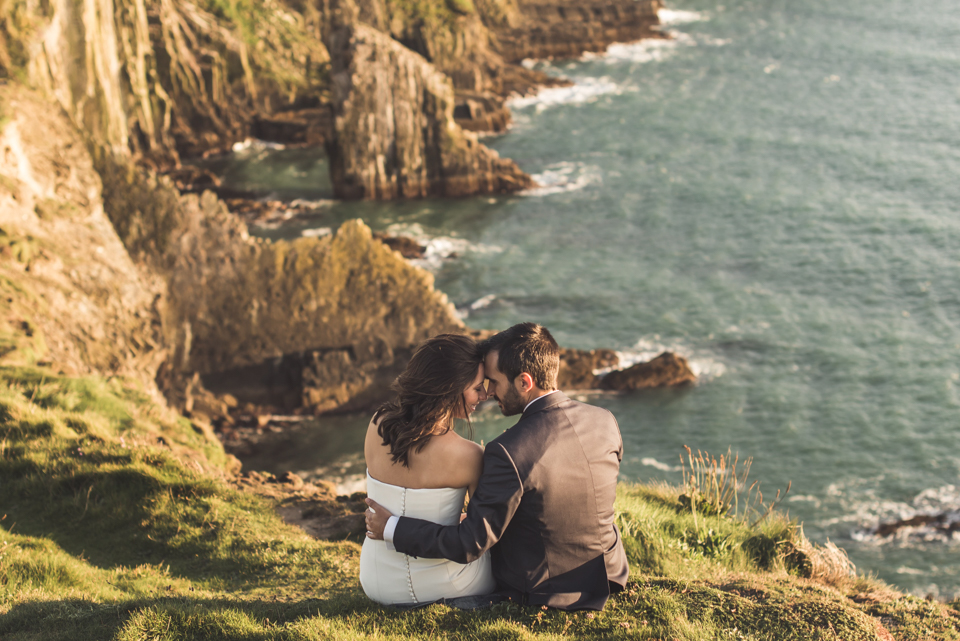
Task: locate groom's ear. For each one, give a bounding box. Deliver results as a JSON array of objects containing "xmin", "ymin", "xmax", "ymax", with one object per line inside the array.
[{"xmin": 516, "ymin": 372, "xmax": 535, "ymax": 393}]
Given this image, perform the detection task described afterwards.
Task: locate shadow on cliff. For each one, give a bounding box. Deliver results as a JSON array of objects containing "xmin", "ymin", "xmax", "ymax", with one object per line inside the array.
[{"xmin": 0, "ymin": 595, "xmax": 371, "ymax": 640}]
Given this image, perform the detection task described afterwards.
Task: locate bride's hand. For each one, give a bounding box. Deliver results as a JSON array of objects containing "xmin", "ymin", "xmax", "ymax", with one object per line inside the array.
[{"xmin": 364, "ymin": 498, "xmax": 393, "ymax": 540}]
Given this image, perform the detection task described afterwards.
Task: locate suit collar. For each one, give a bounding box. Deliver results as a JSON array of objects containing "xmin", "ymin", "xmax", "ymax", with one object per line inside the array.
[{"xmin": 521, "ymin": 390, "xmax": 567, "ymax": 417}]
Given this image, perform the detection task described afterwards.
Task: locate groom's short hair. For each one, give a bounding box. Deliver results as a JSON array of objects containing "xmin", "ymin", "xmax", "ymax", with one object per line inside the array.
[{"xmin": 480, "ymin": 323, "xmax": 559, "ymax": 391}]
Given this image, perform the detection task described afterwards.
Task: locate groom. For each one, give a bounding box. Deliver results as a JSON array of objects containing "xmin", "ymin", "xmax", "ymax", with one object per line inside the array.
[{"xmin": 365, "ymin": 322, "xmax": 629, "ymax": 610}]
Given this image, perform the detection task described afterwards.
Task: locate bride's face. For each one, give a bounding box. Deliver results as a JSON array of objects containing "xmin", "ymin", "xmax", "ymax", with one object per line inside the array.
[{"xmin": 460, "ymin": 363, "xmax": 488, "ymax": 417}]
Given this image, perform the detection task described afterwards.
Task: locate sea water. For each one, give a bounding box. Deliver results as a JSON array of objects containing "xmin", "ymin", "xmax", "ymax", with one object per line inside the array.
[{"xmin": 223, "ymin": 0, "xmax": 960, "ymax": 597}]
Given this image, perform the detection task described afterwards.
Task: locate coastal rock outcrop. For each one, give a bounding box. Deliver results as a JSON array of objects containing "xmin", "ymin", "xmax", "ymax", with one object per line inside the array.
[
  {"xmin": 491, "ymin": 0, "xmax": 665, "ymax": 62},
  {"xmin": 325, "ymin": 22, "xmax": 533, "ymax": 198},
  {"xmin": 601, "ymin": 351, "xmax": 697, "ymax": 390},
  {"xmin": 96, "ymin": 150, "xmax": 465, "ymax": 411},
  {"xmin": 557, "ymin": 347, "xmax": 619, "ymax": 390}
]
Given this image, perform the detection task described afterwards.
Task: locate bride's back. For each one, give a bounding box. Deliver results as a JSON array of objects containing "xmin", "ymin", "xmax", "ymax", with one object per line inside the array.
[{"xmin": 364, "ymin": 419, "xmax": 483, "ymax": 495}]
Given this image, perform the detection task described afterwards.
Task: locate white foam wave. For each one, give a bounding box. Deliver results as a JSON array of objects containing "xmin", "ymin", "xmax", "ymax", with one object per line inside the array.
[
  {"xmin": 582, "ymin": 27, "xmax": 728, "ymax": 66},
  {"xmin": 470, "ymin": 294, "xmax": 497, "ymax": 310},
  {"xmin": 594, "ymin": 336, "xmax": 726, "ymax": 383},
  {"xmin": 507, "ymin": 77, "xmax": 619, "ymax": 111},
  {"xmin": 895, "ymin": 566, "xmax": 927, "ymax": 576},
  {"xmin": 289, "ymin": 198, "xmax": 335, "ymax": 210},
  {"xmin": 458, "ymin": 294, "xmax": 499, "ymax": 319},
  {"xmin": 587, "ymin": 34, "xmax": 691, "ymax": 64},
  {"xmin": 231, "ymin": 138, "xmax": 286, "ymax": 153},
  {"xmin": 913, "ymin": 485, "xmax": 960, "ymax": 512},
  {"xmin": 657, "ymin": 8, "xmax": 705, "ymax": 26},
  {"xmin": 823, "ymin": 481, "xmax": 960, "ymax": 544},
  {"xmin": 641, "ymin": 457, "xmax": 682, "ymax": 472},
  {"xmin": 383, "ymin": 223, "xmax": 503, "ymax": 272},
  {"xmin": 524, "ymin": 162, "xmax": 602, "ymax": 196},
  {"xmin": 300, "ymin": 227, "xmax": 332, "ymax": 238}
]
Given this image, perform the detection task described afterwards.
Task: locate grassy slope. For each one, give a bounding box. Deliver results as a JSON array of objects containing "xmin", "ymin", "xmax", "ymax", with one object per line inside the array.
[{"xmin": 1, "ymin": 359, "xmax": 958, "ymax": 640}]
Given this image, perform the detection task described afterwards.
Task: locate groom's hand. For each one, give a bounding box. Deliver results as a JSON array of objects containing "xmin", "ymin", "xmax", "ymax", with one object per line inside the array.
[{"xmin": 364, "ymin": 498, "xmax": 393, "ymax": 540}]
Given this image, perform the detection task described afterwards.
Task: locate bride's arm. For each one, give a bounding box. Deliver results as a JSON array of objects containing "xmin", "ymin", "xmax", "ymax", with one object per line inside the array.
[{"xmin": 462, "ymin": 442, "xmax": 484, "ymax": 501}]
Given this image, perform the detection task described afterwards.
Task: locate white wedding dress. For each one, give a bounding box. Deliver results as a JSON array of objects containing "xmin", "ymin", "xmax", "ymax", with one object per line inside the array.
[{"xmin": 360, "ymin": 471, "xmax": 495, "ymax": 605}]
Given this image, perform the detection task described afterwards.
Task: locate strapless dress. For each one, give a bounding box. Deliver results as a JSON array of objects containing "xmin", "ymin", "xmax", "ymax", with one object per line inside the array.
[{"xmin": 359, "ymin": 471, "xmax": 495, "ymax": 605}]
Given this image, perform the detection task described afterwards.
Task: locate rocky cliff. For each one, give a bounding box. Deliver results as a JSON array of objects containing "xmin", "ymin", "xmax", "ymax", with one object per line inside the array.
[
  {"xmin": 95, "ymin": 148, "xmax": 465, "ymax": 412},
  {"xmin": 2, "ymin": 0, "xmax": 663, "ymax": 199},
  {"xmin": 0, "ymin": 85, "xmax": 165, "ymax": 383},
  {"xmin": 1, "ymin": 81, "xmax": 466, "ymax": 414},
  {"xmin": 325, "ymin": 22, "xmax": 533, "ymax": 198},
  {"xmin": 0, "ymin": 0, "xmax": 678, "ymax": 422}
]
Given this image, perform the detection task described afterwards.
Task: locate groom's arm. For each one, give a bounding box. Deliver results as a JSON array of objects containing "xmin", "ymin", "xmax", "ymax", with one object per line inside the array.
[{"xmin": 394, "ymin": 443, "xmax": 523, "ymax": 564}]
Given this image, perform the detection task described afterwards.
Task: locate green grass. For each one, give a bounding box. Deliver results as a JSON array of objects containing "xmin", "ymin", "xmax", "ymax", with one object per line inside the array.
[{"xmin": 1, "ymin": 364, "xmax": 959, "ymax": 639}]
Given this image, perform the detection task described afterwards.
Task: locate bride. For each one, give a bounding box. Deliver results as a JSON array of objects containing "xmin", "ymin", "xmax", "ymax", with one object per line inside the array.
[{"xmin": 359, "ymin": 333, "xmax": 496, "ymax": 605}]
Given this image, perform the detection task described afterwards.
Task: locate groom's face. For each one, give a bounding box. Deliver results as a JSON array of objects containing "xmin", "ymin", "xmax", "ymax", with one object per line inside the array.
[{"xmin": 484, "ymin": 350, "xmax": 526, "ymax": 416}]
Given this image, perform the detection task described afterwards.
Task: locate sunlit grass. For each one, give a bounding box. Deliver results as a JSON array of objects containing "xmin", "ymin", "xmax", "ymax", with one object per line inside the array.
[{"xmin": 1, "ymin": 365, "xmax": 958, "ymax": 640}]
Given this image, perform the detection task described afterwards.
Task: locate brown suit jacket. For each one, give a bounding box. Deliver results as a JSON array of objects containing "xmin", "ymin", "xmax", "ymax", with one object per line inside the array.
[{"xmin": 392, "ymin": 391, "xmax": 629, "ymax": 610}]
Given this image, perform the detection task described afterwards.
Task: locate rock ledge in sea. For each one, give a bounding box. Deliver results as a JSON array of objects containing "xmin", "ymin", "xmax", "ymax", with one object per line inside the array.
[
  {"xmin": 601, "ymin": 352, "xmax": 697, "ymax": 390},
  {"xmin": 558, "ymin": 348, "xmax": 697, "ymax": 391}
]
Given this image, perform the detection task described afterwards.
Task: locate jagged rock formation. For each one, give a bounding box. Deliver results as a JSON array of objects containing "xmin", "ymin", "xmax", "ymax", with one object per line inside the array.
[
  {"xmin": 96, "ymin": 150, "xmax": 464, "ymax": 411},
  {"xmin": 0, "ymin": 0, "xmax": 683, "ymax": 420},
  {"xmin": 325, "ymin": 22, "xmax": 533, "ymax": 198},
  {"xmin": 2, "ymin": 0, "xmax": 662, "ymax": 199}
]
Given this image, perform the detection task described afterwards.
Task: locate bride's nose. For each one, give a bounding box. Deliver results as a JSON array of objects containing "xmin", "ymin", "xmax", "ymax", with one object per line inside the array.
[{"xmin": 479, "ymin": 384, "xmax": 489, "ymax": 401}]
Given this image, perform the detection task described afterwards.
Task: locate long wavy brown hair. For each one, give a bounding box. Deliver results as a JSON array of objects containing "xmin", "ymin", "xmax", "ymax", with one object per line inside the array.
[{"xmin": 373, "ymin": 334, "xmax": 482, "ymax": 467}]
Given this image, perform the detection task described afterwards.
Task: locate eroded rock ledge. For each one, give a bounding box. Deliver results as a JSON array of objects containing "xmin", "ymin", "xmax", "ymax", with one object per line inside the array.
[{"xmin": 325, "ymin": 22, "xmax": 533, "ymax": 199}]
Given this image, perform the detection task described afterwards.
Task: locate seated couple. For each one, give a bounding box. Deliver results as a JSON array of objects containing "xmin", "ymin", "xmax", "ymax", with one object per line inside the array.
[{"xmin": 361, "ymin": 323, "xmax": 628, "ymax": 611}]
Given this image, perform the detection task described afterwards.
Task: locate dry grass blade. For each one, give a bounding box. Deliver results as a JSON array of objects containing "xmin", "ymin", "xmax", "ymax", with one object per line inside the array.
[
  {"xmin": 680, "ymin": 445, "xmax": 790, "ymax": 526},
  {"xmin": 680, "ymin": 445, "xmax": 753, "ymax": 519},
  {"xmin": 794, "ymin": 526, "xmax": 857, "ymax": 589}
]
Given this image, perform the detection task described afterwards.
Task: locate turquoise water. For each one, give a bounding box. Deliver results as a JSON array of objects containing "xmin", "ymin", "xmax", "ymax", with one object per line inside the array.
[{"xmin": 228, "ymin": 0, "xmax": 960, "ymax": 597}]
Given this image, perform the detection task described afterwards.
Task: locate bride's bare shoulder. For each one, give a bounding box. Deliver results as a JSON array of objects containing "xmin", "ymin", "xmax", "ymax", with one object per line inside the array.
[{"xmin": 429, "ymin": 431, "xmax": 483, "ymax": 487}]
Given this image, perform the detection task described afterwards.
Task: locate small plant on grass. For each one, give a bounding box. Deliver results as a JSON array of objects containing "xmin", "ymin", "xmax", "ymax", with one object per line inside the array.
[{"xmin": 680, "ymin": 445, "xmax": 791, "ymax": 527}]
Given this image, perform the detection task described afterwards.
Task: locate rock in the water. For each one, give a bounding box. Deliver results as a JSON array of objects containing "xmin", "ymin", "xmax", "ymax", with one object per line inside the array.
[
  {"xmin": 601, "ymin": 352, "xmax": 696, "ymax": 390},
  {"xmin": 863, "ymin": 511, "xmax": 960, "ymax": 542},
  {"xmin": 374, "ymin": 232, "xmax": 427, "ymax": 259},
  {"xmin": 325, "ymin": 23, "xmax": 533, "ymax": 199},
  {"xmin": 557, "ymin": 348, "xmax": 620, "ymax": 390}
]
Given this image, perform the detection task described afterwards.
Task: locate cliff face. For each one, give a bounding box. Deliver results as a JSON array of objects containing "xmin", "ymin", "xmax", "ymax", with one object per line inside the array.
[
  {"xmin": 9, "ymin": 0, "xmax": 328, "ymax": 166},
  {"xmin": 0, "ymin": 86, "xmax": 164, "ymax": 383},
  {"xmin": 0, "ymin": 0, "xmax": 673, "ymax": 416},
  {"xmin": 325, "ymin": 22, "xmax": 532, "ymax": 199},
  {"xmin": 0, "ymin": 82, "xmax": 466, "ymax": 414},
  {"xmin": 3, "ymin": 0, "xmax": 663, "ymax": 199}
]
